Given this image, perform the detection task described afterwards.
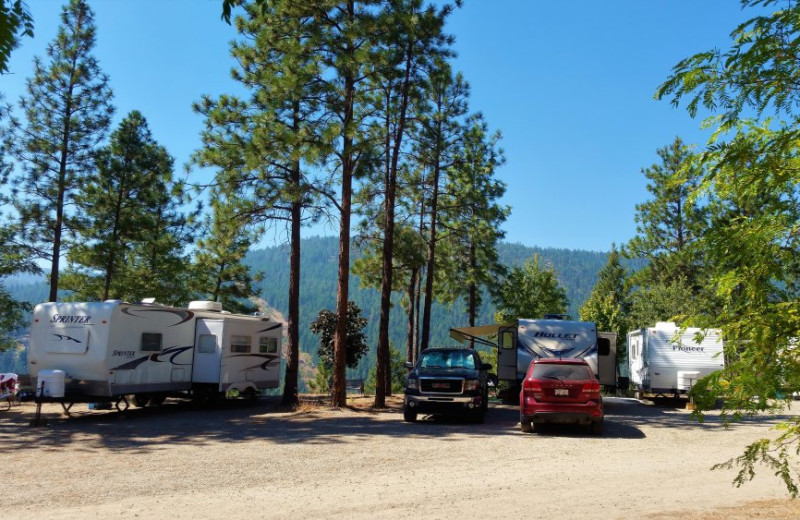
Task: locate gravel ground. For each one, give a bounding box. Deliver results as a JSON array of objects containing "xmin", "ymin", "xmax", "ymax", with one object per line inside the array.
[{"xmin": 2, "ymin": 395, "xmax": 800, "ymax": 519}]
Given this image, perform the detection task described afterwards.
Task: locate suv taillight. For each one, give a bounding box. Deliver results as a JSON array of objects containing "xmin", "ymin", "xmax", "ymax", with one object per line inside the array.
[
  {"xmin": 582, "ymin": 381, "xmax": 601, "ymax": 399},
  {"xmin": 522, "ymin": 379, "xmax": 543, "ymax": 400}
]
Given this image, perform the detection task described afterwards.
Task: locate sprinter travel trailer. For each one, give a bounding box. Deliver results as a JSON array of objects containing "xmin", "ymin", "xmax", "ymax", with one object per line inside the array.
[
  {"xmin": 451, "ymin": 318, "xmax": 616, "ymax": 391},
  {"xmin": 28, "ymin": 300, "xmax": 283, "ymax": 407},
  {"xmin": 627, "ymin": 322, "xmax": 724, "ymax": 397}
]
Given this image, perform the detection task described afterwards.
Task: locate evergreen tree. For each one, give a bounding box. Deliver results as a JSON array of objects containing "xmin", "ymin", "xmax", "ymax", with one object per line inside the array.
[
  {"xmin": 194, "ymin": 0, "xmax": 331, "ymax": 407},
  {"xmin": 494, "ymin": 255, "xmax": 568, "ymax": 323},
  {"xmin": 295, "ymin": 0, "xmax": 384, "ymax": 407},
  {"xmin": 60, "ymin": 111, "xmax": 176, "ymax": 301},
  {"xmin": 192, "ymin": 185, "xmax": 262, "ymax": 314},
  {"xmin": 438, "ymin": 113, "xmax": 508, "ymax": 327},
  {"xmin": 579, "ymin": 246, "xmax": 630, "ymax": 364},
  {"xmin": 625, "ymin": 137, "xmax": 707, "ymax": 291},
  {"xmin": 117, "ymin": 171, "xmax": 195, "ymax": 305},
  {"xmin": 413, "ymin": 64, "xmax": 469, "ymax": 352},
  {"xmin": 10, "ymin": 0, "xmax": 113, "ymax": 302}
]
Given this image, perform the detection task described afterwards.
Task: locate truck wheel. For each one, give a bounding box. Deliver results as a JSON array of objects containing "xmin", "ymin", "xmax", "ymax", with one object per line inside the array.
[
  {"xmin": 403, "ymin": 408, "xmax": 417, "ymax": 423},
  {"xmin": 520, "ymin": 418, "xmax": 532, "ymax": 433}
]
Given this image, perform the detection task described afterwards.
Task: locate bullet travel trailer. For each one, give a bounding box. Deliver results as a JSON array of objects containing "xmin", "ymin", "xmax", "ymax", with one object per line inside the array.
[
  {"xmin": 627, "ymin": 322, "xmax": 724, "ymax": 397},
  {"xmin": 450, "ymin": 318, "xmax": 616, "ymax": 391},
  {"xmin": 28, "ymin": 300, "xmax": 282, "ymax": 408}
]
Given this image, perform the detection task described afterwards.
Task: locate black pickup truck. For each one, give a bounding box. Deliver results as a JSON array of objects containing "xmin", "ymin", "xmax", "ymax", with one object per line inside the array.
[{"xmin": 403, "ymin": 347, "xmax": 492, "ymax": 423}]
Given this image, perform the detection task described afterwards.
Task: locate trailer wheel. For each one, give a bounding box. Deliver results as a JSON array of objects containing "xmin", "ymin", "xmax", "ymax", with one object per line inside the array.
[
  {"xmin": 148, "ymin": 395, "xmax": 166, "ymax": 407},
  {"xmin": 131, "ymin": 394, "xmax": 150, "ymax": 408}
]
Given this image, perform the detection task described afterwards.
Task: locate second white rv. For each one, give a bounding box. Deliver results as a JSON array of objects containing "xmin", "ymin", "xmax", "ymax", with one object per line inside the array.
[
  {"xmin": 28, "ymin": 300, "xmax": 283, "ymax": 406},
  {"xmin": 627, "ymin": 322, "xmax": 724, "ymax": 397}
]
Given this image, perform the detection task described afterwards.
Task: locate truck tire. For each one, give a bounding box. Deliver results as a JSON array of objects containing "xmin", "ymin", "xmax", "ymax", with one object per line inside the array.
[{"xmin": 403, "ymin": 408, "xmax": 417, "ymax": 422}]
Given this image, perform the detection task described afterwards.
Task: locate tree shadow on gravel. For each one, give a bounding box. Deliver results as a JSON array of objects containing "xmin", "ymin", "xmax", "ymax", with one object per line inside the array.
[{"xmin": 1, "ymin": 395, "xmax": 789, "ymax": 452}]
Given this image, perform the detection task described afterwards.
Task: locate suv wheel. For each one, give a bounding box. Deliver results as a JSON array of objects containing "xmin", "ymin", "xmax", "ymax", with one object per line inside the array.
[
  {"xmin": 590, "ymin": 419, "xmax": 604, "ymax": 436},
  {"xmin": 520, "ymin": 417, "xmax": 532, "ymax": 433},
  {"xmin": 403, "ymin": 408, "xmax": 417, "ymax": 422}
]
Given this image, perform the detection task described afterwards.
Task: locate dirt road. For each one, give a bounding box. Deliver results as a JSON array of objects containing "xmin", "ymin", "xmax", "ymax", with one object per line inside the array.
[{"xmin": 2, "ymin": 396, "xmax": 799, "ymax": 519}]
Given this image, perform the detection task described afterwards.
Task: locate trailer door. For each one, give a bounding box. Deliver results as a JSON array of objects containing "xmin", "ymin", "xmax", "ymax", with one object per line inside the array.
[
  {"xmin": 192, "ymin": 319, "xmax": 223, "ymax": 384},
  {"xmin": 497, "ymin": 325, "xmax": 518, "ymax": 381}
]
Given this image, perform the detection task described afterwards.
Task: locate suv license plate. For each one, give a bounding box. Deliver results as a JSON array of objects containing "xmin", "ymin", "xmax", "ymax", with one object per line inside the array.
[{"xmin": 555, "ymin": 389, "xmax": 569, "ymax": 396}]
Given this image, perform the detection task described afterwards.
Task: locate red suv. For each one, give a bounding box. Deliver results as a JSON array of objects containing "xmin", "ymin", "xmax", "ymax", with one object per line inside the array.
[{"xmin": 519, "ymin": 358, "xmax": 604, "ymax": 435}]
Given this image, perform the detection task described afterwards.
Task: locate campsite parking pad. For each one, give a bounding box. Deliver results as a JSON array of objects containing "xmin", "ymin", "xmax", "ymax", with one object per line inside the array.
[{"xmin": 2, "ymin": 396, "xmax": 800, "ymax": 519}]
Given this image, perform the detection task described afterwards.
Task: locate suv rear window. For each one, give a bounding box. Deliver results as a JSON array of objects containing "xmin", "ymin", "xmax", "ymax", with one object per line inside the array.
[{"xmin": 531, "ymin": 363, "xmax": 593, "ymax": 381}]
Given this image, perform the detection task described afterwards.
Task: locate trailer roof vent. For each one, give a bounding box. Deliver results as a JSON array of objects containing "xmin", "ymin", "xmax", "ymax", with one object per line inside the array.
[
  {"xmin": 655, "ymin": 322, "xmax": 677, "ymax": 329},
  {"xmin": 188, "ymin": 301, "xmax": 223, "ymax": 312}
]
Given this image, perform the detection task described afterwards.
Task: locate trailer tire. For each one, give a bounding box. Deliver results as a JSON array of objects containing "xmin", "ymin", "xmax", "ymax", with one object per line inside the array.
[
  {"xmin": 131, "ymin": 394, "xmax": 150, "ymax": 408},
  {"xmin": 149, "ymin": 395, "xmax": 166, "ymax": 407}
]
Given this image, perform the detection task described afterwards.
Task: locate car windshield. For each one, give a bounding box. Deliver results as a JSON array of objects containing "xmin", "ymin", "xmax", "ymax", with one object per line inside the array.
[
  {"xmin": 420, "ymin": 351, "xmax": 476, "ymax": 369},
  {"xmin": 531, "ymin": 363, "xmax": 593, "ymax": 381}
]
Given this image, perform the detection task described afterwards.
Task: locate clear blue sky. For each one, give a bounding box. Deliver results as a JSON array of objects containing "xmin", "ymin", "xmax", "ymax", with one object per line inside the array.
[{"xmin": 3, "ymin": 1, "xmax": 754, "ymax": 252}]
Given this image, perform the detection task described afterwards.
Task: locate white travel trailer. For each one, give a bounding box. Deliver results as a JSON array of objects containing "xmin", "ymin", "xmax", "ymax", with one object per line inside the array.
[
  {"xmin": 28, "ymin": 300, "xmax": 282, "ymax": 407},
  {"xmin": 627, "ymin": 322, "xmax": 724, "ymax": 397},
  {"xmin": 451, "ymin": 318, "xmax": 616, "ymax": 390}
]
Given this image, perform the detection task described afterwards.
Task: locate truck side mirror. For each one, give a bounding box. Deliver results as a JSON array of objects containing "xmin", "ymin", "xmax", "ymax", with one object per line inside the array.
[
  {"xmin": 404, "ymin": 361, "xmax": 414, "ymax": 370},
  {"xmin": 598, "ymin": 337, "xmax": 611, "ymax": 356}
]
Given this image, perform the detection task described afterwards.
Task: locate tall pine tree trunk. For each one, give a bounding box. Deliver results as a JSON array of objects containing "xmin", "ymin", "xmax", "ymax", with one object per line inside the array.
[{"xmin": 332, "ymin": 27, "xmax": 356, "ymax": 407}]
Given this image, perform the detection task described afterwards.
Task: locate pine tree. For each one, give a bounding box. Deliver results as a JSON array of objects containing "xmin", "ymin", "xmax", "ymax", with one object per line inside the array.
[
  {"xmin": 579, "ymin": 246, "xmax": 630, "ymax": 364},
  {"xmin": 60, "ymin": 111, "xmax": 176, "ymax": 302},
  {"xmin": 625, "ymin": 137, "xmax": 707, "ymax": 291},
  {"xmin": 494, "ymin": 255, "xmax": 569, "ymax": 323},
  {"xmin": 10, "ymin": 0, "xmax": 113, "ymax": 302},
  {"xmin": 194, "ymin": 0, "xmax": 332, "ymax": 407},
  {"xmin": 438, "ymin": 113, "xmax": 508, "ymax": 327},
  {"xmin": 413, "ymin": 64, "xmax": 469, "ymax": 351},
  {"xmin": 192, "ymin": 186, "xmax": 262, "ymax": 314}
]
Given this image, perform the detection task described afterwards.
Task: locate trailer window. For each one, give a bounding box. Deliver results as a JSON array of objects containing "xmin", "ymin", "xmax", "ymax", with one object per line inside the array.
[
  {"xmin": 198, "ymin": 334, "xmax": 217, "ymax": 353},
  {"xmin": 141, "ymin": 333, "xmax": 162, "ymax": 352},
  {"xmin": 231, "ymin": 335, "xmax": 251, "ymax": 353},
  {"xmin": 259, "ymin": 336, "xmax": 278, "ymax": 354}
]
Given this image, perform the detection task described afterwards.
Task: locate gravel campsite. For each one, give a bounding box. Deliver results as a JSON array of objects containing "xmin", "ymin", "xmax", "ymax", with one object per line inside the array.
[{"xmin": 3, "ymin": 396, "xmax": 800, "ymax": 519}]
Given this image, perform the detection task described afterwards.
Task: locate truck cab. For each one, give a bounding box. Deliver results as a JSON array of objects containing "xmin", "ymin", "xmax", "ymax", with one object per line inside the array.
[{"xmin": 403, "ymin": 347, "xmax": 492, "ymax": 423}]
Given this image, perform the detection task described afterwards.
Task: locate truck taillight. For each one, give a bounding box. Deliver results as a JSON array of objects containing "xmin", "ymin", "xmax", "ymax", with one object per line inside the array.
[
  {"xmin": 582, "ymin": 382, "xmax": 601, "ymax": 398},
  {"xmin": 522, "ymin": 379, "xmax": 543, "ymax": 400}
]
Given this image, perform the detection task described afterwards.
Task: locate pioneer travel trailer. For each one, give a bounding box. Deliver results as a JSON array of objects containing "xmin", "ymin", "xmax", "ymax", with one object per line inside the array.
[
  {"xmin": 28, "ymin": 300, "xmax": 282, "ymax": 407},
  {"xmin": 627, "ymin": 322, "xmax": 724, "ymax": 397},
  {"xmin": 450, "ymin": 318, "xmax": 616, "ymax": 390}
]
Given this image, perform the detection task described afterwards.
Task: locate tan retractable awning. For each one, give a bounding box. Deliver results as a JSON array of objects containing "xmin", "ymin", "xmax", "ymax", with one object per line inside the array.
[{"xmin": 449, "ymin": 323, "xmax": 515, "ymax": 347}]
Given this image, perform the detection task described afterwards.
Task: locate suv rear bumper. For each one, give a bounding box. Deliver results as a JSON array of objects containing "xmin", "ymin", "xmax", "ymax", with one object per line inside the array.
[{"xmin": 521, "ymin": 400, "xmax": 602, "ymax": 425}]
